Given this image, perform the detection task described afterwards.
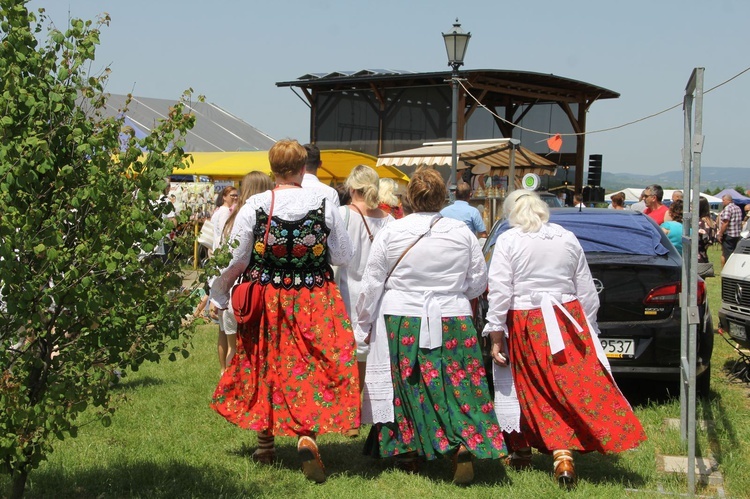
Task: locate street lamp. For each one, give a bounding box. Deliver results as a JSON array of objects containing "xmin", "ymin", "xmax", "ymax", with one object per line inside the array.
[{"xmin": 443, "ymin": 19, "xmax": 471, "ymax": 201}]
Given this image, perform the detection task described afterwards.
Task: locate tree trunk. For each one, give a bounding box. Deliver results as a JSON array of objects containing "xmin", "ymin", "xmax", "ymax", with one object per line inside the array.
[{"xmin": 11, "ymin": 470, "xmax": 27, "ymax": 499}]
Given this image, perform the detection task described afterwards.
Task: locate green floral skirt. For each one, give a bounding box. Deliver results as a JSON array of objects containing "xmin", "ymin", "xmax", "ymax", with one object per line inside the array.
[{"xmin": 375, "ymin": 315, "xmax": 507, "ymax": 461}]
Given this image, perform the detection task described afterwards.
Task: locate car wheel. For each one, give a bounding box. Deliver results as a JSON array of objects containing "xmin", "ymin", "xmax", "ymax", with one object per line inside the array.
[{"xmin": 697, "ymin": 362, "xmax": 711, "ymax": 398}]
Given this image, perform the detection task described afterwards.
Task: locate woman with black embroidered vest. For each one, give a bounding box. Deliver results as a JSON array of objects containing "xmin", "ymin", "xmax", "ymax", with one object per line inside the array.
[
  {"xmin": 209, "ymin": 139, "xmax": 358, "ymax": 483},
  {"xmin": 483, "ymin": 189, "xmax": 646, "ymax": 489},
  {"xmin": 338, "ymin": 165, "xmax": 393, "ymax": 401},
  {"xmin": 355, "ymin": 168, "xmax": 506, "ymax": 484}
]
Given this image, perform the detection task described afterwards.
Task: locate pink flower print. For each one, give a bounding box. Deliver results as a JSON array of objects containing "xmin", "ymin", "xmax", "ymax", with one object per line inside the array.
[
  {"xmin": 394, "ymin": 397, "xmax": 402, "ymax": 407},
  {"xmin": 402, "ymin": 367, "xmax": 412, "ymax": 379},
  {"xmin": 445, "ymin": 338, "xmax": 458, "ymax": 350},
  {"xmin": 429, "ymin": 369, "xmax": 440, "ymax": 379},
  {"xmin": 292, "ymin": 363, "xmax": 306, "ymax": 376},
  {"xmin": 478, "ymin": 366, "xmax": 486, "ymax": 377},
  {"xmin": 464, "ymin": 336, "xmax": 477, "ymax": 348},
  {"xmin": 434, "ymin": 403, "xmax": 441, "ymax": 412},
  {"xmin": 435, "ymin": 428, "xmax": 445, "ymax": 438},
  {"xmin": 423, "ymin": 360, "xmax": 433, "ymax": 370},
  {"xmin": 461, "ymin": 404, "xmax": 471, "ymax": 414},
  {"xmin": 481, "ymin": 402, "xmax": 493, "ymax": 414},
  {"xmin": 438, "ymin": 438, "xmax": 449, "ymax": 451},
  {"xmin": 471, "ymin": 373, "xmax": 482, "ymax": 386},
  {"xmin": 272, "ymin": 390, "xmax": 284, "ymax": 406},
  {"xmin": 457, "ymin": 369, "xmax": 466, "ymax": 380},
  {"xmin": 323, "ymin": 389, "xmax": 335, "ymax": 402},
  {"xmin": 450, "ymin": 374, "xmax": 460, "ymax": 386},
  {"xmin": 472, "ymin": 433, "xmax": 484, "ymax": 445},
  {"xmin": 302, "ymin": 234, "xmax": 316, "ymax": 245},
  {"xmin": 339, "ymin": 349, "xmax": 352, "ymax": 364}
]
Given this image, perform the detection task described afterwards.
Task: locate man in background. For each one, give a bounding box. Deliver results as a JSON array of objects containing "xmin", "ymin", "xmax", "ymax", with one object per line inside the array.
[
  {"xmin": 643, "ymin": 184, "xmax": 668, "ymax": 224},
  {"xmin": 440, "ymin": 182, "xmax": 487, "ymax": 238},
  {"xmin": 718, "ymin": 194, "xmax": 743, "ymax": 265},
  {"xmin": 302, "ymin": 143, "xmax": 340, "ymax": 207},
  {"xmin": 630, "ymin": 190, "xmax": 648, "ymax": 213}
]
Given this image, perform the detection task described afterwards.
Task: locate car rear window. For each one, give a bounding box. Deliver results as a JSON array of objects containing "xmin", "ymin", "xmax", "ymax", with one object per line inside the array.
[{"xmin": 488, "ymin": 209, "xmax": 670, "ymax": 256}]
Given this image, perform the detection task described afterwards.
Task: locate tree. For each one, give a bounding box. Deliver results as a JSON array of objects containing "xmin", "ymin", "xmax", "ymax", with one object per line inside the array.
[{"xmin": 0, "ymin": 2, "xmax": 196, "ymax": 496}]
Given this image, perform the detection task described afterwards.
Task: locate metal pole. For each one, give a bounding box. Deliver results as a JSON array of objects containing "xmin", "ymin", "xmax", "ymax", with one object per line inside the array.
[{"xmin": 449, "ymin": 65, "xmax": 459, "ymax": 202}]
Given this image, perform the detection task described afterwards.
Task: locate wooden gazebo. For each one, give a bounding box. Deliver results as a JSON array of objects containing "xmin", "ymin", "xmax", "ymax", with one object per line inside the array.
[{"xmin": 277, "ymin": 69, "xmax": 619, "ymax": 193}]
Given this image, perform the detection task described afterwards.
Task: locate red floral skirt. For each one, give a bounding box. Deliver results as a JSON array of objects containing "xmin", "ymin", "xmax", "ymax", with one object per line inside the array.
[
  {"xmin": 211, "ymin": 283, "xmax": 360, "ymax": 436},
  {"xmin": 507, "ymin": 300, "xmax": 647, "ymax": 453}
]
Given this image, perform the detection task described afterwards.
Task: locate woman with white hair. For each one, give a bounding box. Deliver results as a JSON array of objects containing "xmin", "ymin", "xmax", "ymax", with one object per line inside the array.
[{"xmin": 483, "ymin": 190, "xmax": 646, "ymax": 489}]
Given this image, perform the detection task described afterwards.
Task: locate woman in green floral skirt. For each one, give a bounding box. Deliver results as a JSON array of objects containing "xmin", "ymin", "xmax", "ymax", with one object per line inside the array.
[{"xmin": 355, "ymin": 169, "xmax": 506, "ymax": 484}]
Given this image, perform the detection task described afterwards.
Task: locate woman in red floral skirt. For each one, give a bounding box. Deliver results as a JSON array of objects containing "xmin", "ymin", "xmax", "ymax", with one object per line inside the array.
[
  {"xmin": 209, "ymin": 139, "xmax": 359, "ymax": 483},
  {"xmin": 483, "ymin": 189, "xmax": 647, "ymax": 489}
]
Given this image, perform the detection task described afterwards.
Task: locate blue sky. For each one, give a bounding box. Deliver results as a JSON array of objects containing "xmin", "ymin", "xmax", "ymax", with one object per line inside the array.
[{"xmin": 28, "ymin": 0, "xmax": 750, "ymax": 176}]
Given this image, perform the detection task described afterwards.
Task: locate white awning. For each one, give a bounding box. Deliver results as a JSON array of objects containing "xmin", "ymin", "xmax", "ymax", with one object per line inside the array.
[{"xmin": 376, "ymin": 138, "xmax": 557, "ymax": 176}]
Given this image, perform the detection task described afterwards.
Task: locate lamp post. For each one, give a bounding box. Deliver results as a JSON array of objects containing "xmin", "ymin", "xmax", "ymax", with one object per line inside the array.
[{"xmin": 442, "ymin": 19, "xmax": 470, "ymax": 201}]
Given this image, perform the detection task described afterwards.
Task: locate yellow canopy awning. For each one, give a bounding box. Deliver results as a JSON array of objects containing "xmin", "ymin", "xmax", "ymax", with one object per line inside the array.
[{"xmin": 178, "ymin": 149, "xmax": 409, "ymax": 184}]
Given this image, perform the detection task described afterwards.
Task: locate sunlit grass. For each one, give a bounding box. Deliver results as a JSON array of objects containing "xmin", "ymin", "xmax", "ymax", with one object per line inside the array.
[{"xmin": 2, "ymin": 246, "xmax": 749, "ymax": 497}]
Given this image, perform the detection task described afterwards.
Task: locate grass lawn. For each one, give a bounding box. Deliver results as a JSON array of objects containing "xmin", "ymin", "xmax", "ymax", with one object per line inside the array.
[{"xmin": 4, "ymin": 247, "xmax": 750, "ymax": 498}]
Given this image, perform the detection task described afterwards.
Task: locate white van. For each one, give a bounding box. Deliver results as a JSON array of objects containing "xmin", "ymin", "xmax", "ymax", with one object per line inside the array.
[{"xmin": 719, "ymin": 238, "xmax": 750, "ymax": 348}]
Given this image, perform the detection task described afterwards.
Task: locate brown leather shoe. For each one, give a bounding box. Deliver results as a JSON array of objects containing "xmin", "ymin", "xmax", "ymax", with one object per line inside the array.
[
  {"xmin": 452, "ymin": 444, "xmax": 474, "ymax": 485},
  {"xmin": 553, "ymin": 450, "xmax": 576, "ymax": 489},
  {"xmin": 251, "ymin": 448, "xmax": 276, "ymax": 465},
  {"xmin": 298, "ymin": 436, "xmax": 326, "ymax": 483},
  {"xmin": 394, "ymin": 451, "xmax": 420, "ymax": 474}
]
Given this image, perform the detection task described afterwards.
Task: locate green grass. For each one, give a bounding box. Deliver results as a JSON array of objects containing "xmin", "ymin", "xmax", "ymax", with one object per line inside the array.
[{"xmin": 3, "ymin": 245, "xmax": 750, "ymax": 498}]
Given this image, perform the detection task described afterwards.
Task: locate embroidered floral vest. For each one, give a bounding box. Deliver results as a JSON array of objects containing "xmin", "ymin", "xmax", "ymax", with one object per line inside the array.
[{"xmin": 246, "ymin": 201, "xmax": 334, "ymax": 290}]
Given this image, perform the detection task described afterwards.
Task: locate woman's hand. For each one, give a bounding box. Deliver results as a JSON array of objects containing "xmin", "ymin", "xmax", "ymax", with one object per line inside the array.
[{"xmin": 489, "ymin": 330, "xmax": 509, "ymax": 367}]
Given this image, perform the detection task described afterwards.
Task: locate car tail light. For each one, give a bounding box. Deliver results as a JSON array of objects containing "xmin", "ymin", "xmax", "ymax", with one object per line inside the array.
[{"xmin": 643, "ymin": 279, "xmax": 706, "ymax": 305}]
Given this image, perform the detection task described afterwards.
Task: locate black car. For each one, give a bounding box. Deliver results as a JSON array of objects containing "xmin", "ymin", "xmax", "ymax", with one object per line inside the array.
[{"xmin": 476, "ymin": 208, "xmax": 713, "ymax": 394}]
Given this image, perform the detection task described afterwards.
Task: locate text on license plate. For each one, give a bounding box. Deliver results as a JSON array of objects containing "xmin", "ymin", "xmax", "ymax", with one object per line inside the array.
[
  {"xmin": 600, "ymin": 338, "xmax": 635, "ymax": 359},
  {"xmin": 729, "ymin": 322, "xmax": 747, "ymax": 341}
]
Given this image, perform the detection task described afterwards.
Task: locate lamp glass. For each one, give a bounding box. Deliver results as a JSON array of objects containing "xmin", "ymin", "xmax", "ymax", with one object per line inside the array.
[{"xmin": 442, "ymin": 22, "xmax": 471, "ymax": 65}]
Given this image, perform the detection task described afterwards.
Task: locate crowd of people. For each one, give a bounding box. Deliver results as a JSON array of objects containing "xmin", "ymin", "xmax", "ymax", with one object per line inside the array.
[{"xmin": 203, "ymin": 139, "xmax": 647, "ymax": 488}]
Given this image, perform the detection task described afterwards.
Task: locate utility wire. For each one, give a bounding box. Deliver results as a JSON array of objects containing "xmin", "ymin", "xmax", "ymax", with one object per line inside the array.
[{"xmin": 458, "ymin": 66, "xmax": 750, "ymax": 139}]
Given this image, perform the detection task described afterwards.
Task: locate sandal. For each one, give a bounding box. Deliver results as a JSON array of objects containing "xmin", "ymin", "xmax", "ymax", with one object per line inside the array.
[
  {"xmin": 298, "ymin": 436, "xmax": 326, "ymax": 483},
  {"xmin": 452, "ymin": 444, "xmax": 474, "ymax": 485},
  {"xmin": 553, "ymin": 450, "xmax": 576, "ymax": 489},
  {"xmin": 504, "ymin": 447, "xmax": 533, "ymax": 471}
]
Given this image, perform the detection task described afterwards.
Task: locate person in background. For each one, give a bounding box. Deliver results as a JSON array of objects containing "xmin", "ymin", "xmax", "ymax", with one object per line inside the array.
[
  {"xmin": 210, "ymin": 140, "xmax": 358, "ymax": 483},
  {"xmin": 484, "ymin": 190, "xmax": 646, "ymax": 489},
  {"xmin": 301, "ymin": 143, "xmax": 340, "ymax": 207},
  {"xmin": 643, "ymin": 184, "xmax": 668, "ymax": 224},
  {"xmin": 378, "ymin": 178, "xmax": 404, "ymax": 219},
  {"xmin": 698, "ymin": 197, "xmax": 716, "ymax": 264},
  {"xmin": 209, "ymin": 186, "xmax": 239, "ymax": 374},
  {"xmin": 573, "ymin": 193, "xmax": 586, "ymax": 209},
  {"xmin": 355, "ymin": 168, "xmax": 506, "ymax": 484},
  {"xmin": 661, "ymin": 199, "xmax": 684, "ymax": 254},
  {"xmin": 663, "ymin": 190, "xmax": 684, "ymax": 222},
  {"xmin": 610, "ymin": 192, "xmax": 626, "ymax": 210},
  {"xmin": 337, "ymin": 165, "xmax": 393, "ymax": 429},
  {"xmin": 335, "ymin": 183, "xmax": 351, "ymax": 206},
  {"xmin": 214, "ymin": 172, "xmax": 275, "ymax": 372},
  {"xmin": 440, "ymin": 182, "xmax": 488, "ymax": 238},
  {"xmin": 629, "ymin": 190, "xmax": 648, "ymax": 213},
  {"xmin": 718, "ymin": 193, "xmax": 743, "ymax": 266},
  {"xmin": 557, "ymin": 191, "xmax": 567, "ymax": 206}
]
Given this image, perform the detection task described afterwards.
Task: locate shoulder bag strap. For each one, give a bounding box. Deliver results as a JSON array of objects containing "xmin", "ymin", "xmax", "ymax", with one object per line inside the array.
[
  {"xmin": 385, "ymin": 215, "xmax": 442, "ymax": 284},
  {"xmin": 350, "ymin": 204, "xmax": 373, "ymax": 242}
]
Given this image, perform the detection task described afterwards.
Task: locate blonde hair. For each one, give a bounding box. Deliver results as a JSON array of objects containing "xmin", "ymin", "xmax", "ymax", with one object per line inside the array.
[
  {"xmin": 268, "ymin": 139, "xmax": 306, "ymax": 178},
  {"xmin": 378, "ymin": 178, "xmax": 399, "ymax": 207},
  {"xmin": 345, "ymin": 165, "xmax": 380, "ymax": 209},
  {"xmin": 407, "ymin": 168, "xmax": 446, "ymax": 213},
  {"xmin": 223, "ymin": 171, "xmax": 274, "ymax": 241},
  {"xmin": 503, "ymin": 189, "xmax": 549, "ymax": 232}
]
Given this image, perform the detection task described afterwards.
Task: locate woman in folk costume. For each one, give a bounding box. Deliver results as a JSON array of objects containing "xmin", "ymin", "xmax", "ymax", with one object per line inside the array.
[
  {"xmin": 483, "ymin": 190, "xmax": 646, "ymax": 489},
  {"xmin": 355, "ymin": 168, "xmax": 506, "ymax": 484},
  {"xmin": 210, "ymin": 140, "xmax": 359, "ymax": 483},
  {"xmin": 337, "ymin": 166, "xmax": 394, "ymax": 398}
]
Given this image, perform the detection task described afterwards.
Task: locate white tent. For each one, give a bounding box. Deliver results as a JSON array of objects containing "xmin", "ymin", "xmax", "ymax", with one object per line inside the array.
[{"xmin": 608, "ymin": 188, "xmax": 721, "ymax": 208}]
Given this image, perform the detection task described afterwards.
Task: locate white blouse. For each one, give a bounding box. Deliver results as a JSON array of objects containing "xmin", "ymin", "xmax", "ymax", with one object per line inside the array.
[
  {"xmin": 482, "ymin": 223, "xmax": 601, "ymax": 338},
  {"xmin": 211, "ymin": 205, "xmax": 231, "ymax": 251},
  {"xmin": 209, "ymin": 188, "xmax": 353, "ymax": 309},
  {"xmin": 355, "ymin": 212, "xmax": 487, "ymax": 346},
  {"xmin": 337, "ymin": 206, "xmax": 394, "ymax": 327}
]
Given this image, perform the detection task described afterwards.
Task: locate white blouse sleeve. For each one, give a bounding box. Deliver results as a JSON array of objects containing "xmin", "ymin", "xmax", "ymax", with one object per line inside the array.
[
  {"xmin": 571, "ymin": 237, "xmax": 601, "ymax": 335},
  {"xmin": 482, "ymin": 238, "xmax": 513, "ymax": 337},
  {"xmin": 465, "ymin": 235, "xmax": 488, "ymax": 300},
  {"xmin": 209, "ymin": 206, "xmax": 257, "ymax": 309},
  {"xmin": 354, "ymin": 230, "xmax": 389, "ymax": 335},
  {"xmin": 325, "ymin": 200, "xmax": 353, "ymax": 266}
]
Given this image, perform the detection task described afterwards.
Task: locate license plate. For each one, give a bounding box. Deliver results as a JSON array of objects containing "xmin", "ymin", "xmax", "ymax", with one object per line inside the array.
[
  {"xmin": 600, "ymin": 338, "xmax": 635, "ymax": 359},
  {"xmin": 730, "ymin": 322, "xmax": 747, "ymax": 341}
]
